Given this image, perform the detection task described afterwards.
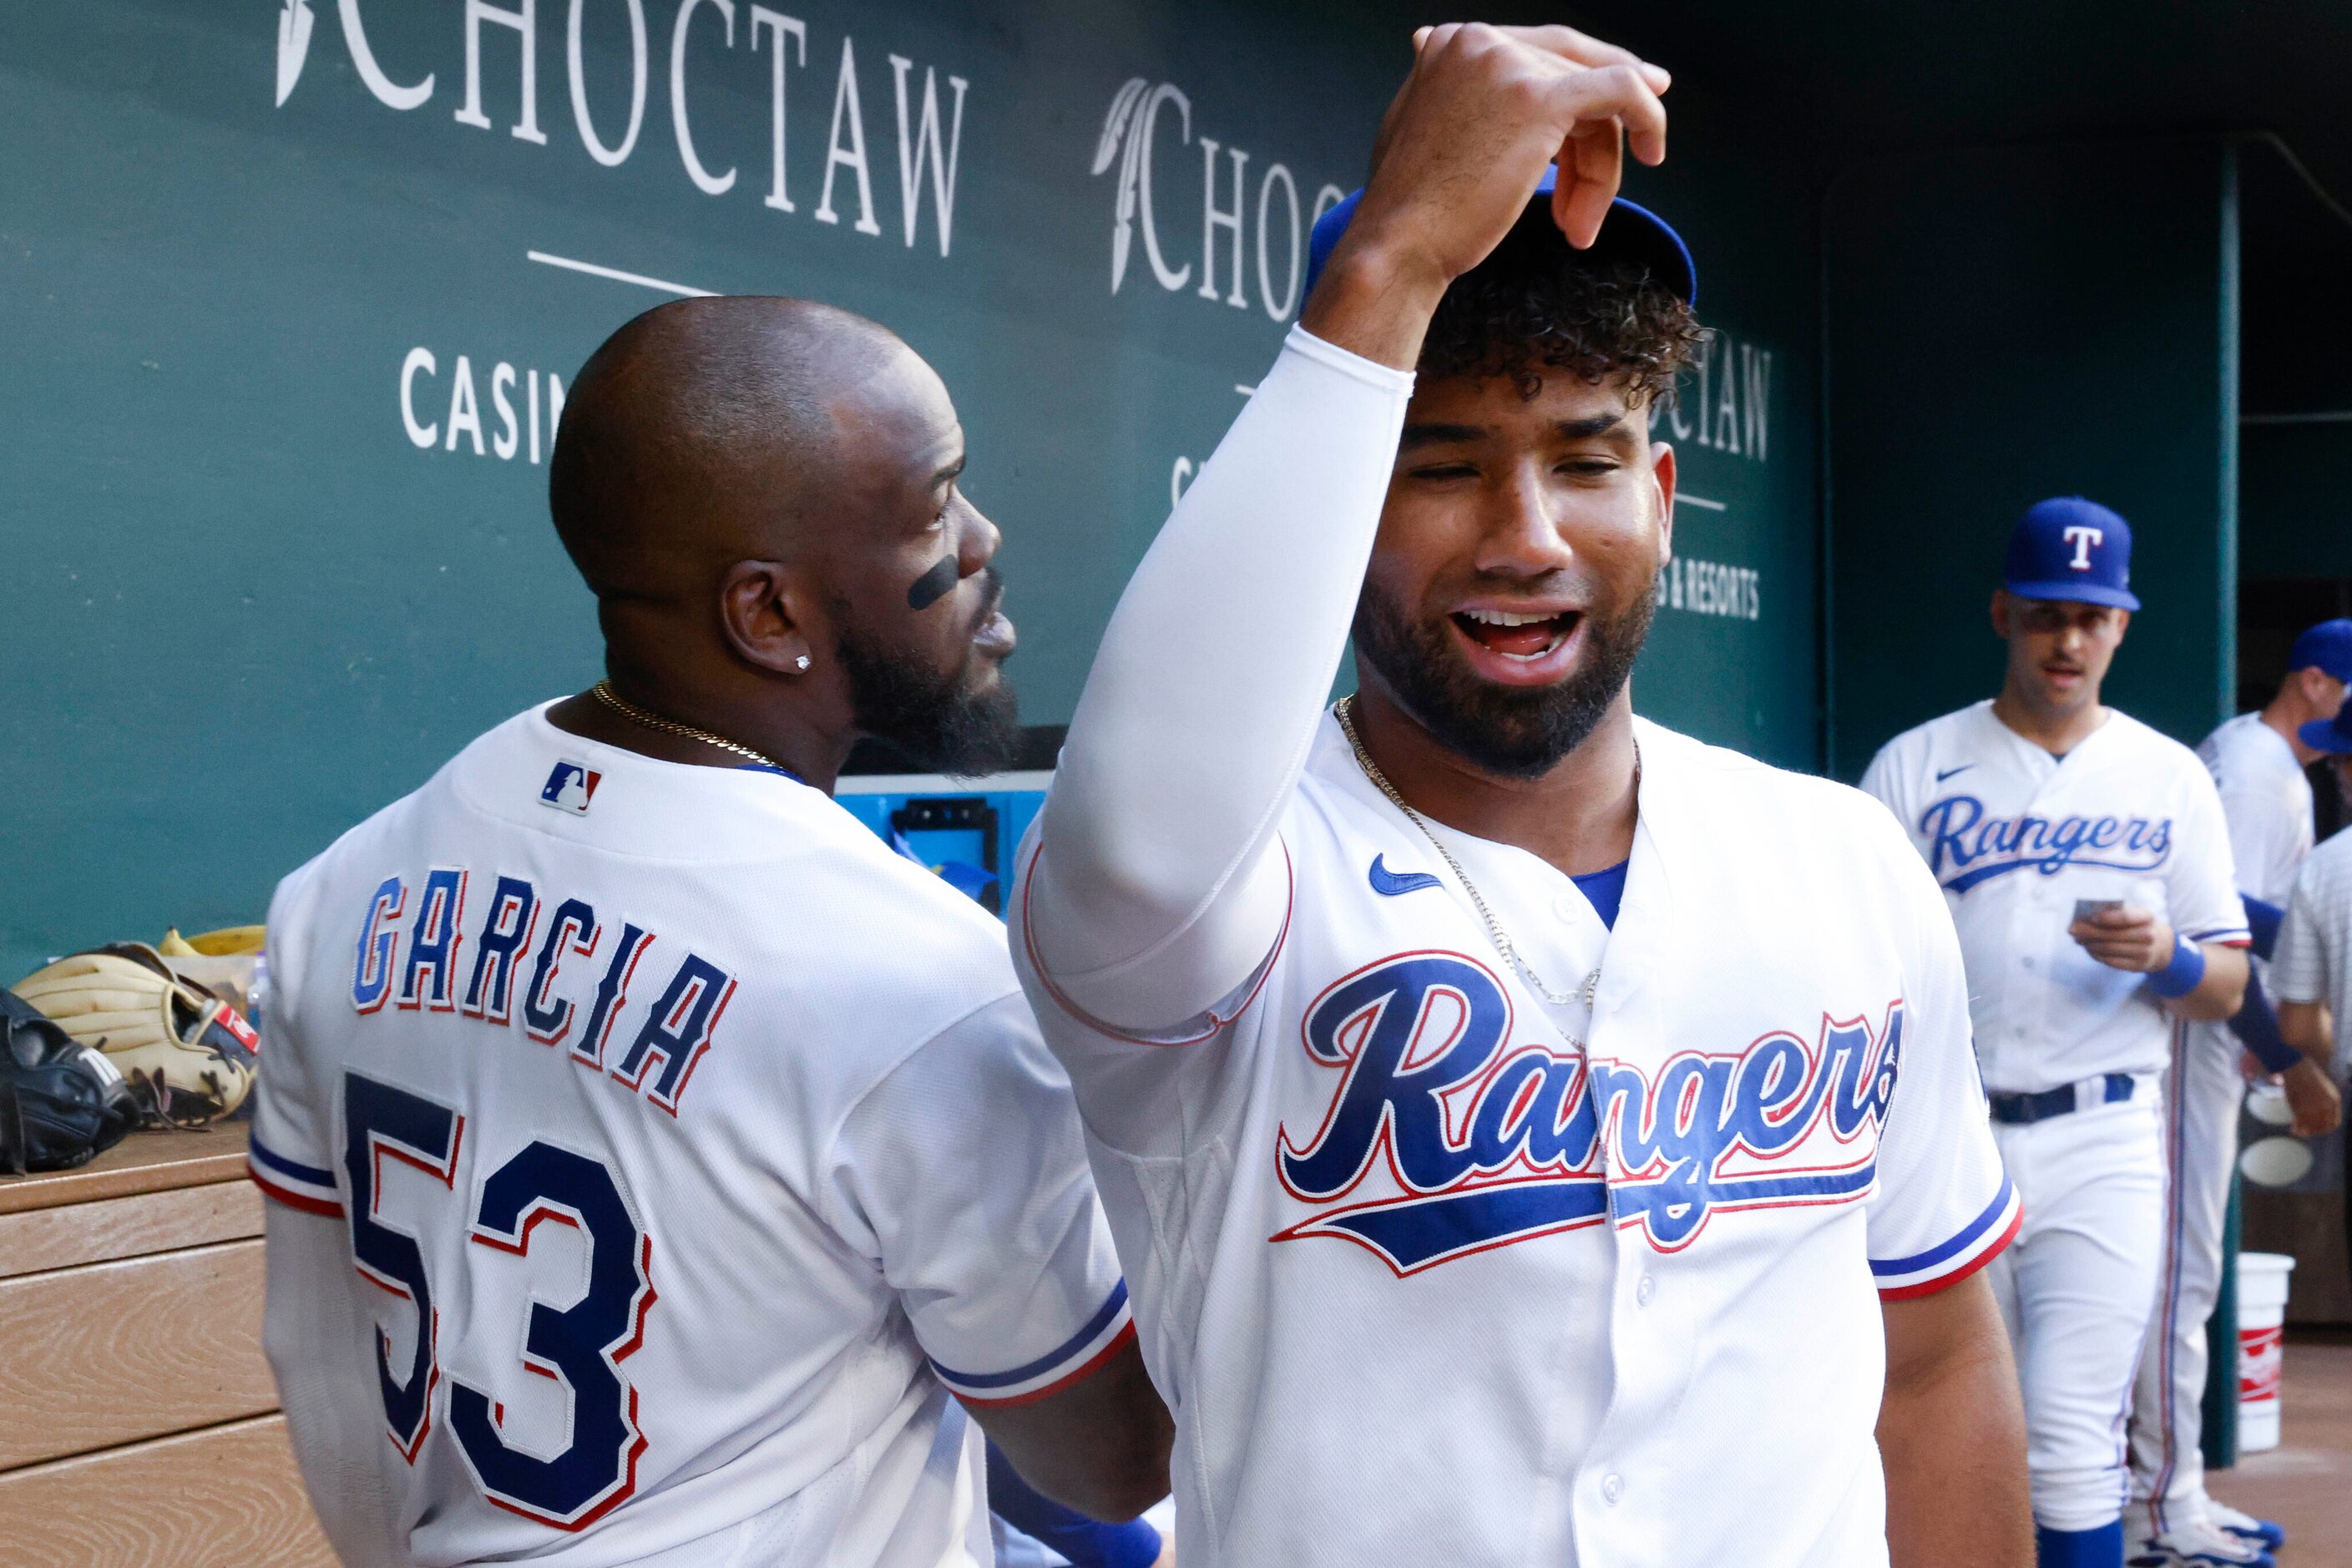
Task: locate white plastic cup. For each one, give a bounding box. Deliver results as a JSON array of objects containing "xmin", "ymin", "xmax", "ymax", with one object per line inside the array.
[{"xmin": 2236, "ymin": 1252, "xmax": 2297, "ymax": 1453}]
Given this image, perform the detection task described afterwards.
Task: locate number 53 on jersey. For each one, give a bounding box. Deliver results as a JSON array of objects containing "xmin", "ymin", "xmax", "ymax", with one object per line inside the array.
[{"xmin": 266, "ymin": 1070, "xmax": 660, "ymax": 1531}]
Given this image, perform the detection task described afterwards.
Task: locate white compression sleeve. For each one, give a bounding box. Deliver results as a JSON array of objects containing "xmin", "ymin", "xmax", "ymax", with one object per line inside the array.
[{"xmin": 1027, "ymin": 326, "xmax": 1414, "ymax": 1031}]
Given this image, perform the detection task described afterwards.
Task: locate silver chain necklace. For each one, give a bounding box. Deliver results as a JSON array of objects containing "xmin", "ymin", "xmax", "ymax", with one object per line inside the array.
[
  {"xmin": 590, "ymin": 680, "xmax": 788, "ymax": 773},
  {"xmin": 1335, "ymin": 695, "xmax": 1632, "ymax": 1009}
]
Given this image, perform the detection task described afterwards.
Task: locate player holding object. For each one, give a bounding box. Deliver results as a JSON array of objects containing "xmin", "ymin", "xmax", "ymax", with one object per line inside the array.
[
  {"xmin": 250, "ymin": 300, "xmax": 1170, "ymax": 1565},
  {"xmin": 1862, "ymin": 499, "xmax": 2252, "ymax": 1568},
  {"xmin": 2128, "ymin": 620, "xmax": 2350, "ymax": 1564},
  {"xmin": 1015, "ymin": 24, "xmax": 2028, "ymax": 1568}
]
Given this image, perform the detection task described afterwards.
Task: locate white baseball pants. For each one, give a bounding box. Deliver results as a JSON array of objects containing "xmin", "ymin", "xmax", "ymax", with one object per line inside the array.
[{"xmin": 1988, "ymin": 1095, "xmax": 2165, "ymax": 1533}]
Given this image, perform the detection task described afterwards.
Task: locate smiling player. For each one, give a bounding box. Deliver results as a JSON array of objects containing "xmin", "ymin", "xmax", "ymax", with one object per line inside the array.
[
  {"xmin": 1012, "ymin": 23, "xmax": 2030, "ymax": 1568},
  {"xmin": 1862, "ymin": 498, "xmax": 2251, "ymax": 1568}
]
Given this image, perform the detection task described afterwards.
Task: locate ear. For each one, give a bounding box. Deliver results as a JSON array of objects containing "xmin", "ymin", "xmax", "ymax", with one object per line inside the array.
[
  {"xmin": 1990, "ymin": 589, "xmax": 2012, "ymax": 639},
  {"xmin": 1649, "ymin": 442, "xmax": 1677, "ymax": 564},
  {"xmin": 2109, "ymin": 609, "xmax": 2132, "ymax": 645},
  {"xmin": 718, "ymin": 559, "xmax": 820, "ymax": 676}
]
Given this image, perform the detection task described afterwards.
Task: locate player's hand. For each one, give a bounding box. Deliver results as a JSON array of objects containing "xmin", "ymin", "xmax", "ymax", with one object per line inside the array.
[
  {"xmin": 1303, "ymin": 23, "xmax": 1669, "ymax": 367},
  {"xmin": 2281, "ymin": 1058, "xmax": 2344, "ymax": 1138},
  {"xmin": 2066, "ymin": 907, "xmax": 2174, "ymax": 974}
]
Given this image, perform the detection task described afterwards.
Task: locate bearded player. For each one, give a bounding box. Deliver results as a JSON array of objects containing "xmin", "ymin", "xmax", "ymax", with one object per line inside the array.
[
  {"xmin": 1011, "ymin": 23, "xmax": 2029, "ymax": 1568},
  {"xmin": 250, "ymin": 299, "xmax": 1170, "ymax": 1565}
]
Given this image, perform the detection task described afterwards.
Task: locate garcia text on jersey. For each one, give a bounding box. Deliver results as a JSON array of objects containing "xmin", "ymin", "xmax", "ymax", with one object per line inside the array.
[
  {"xmin": 1271, "ymin": 952, "xmax": 1900, "ymax": 1275},
  {"xmin": 1917, "ymin": 793, "xmax": 2173, "ymax": 893},
  {"xmin": 348, "ymin": 867, "xmax": 736, "ymax": 1115}
]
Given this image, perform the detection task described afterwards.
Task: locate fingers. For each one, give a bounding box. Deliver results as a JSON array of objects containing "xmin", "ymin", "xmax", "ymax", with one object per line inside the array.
[
  {"xmin": 1552, "ymin": 121, "xmax": 1622, "ymax": 248},
  {"xmin": 2067, "ymin": 923, "xmax": 2162, "ymax": 971},
  {"xmin": 1486, "ymin": 23, "xmax": 1672, "ymax": 93},
  {"xmin": 1543, "ymin": 62, "xmax": 1665, "ymax": 247}
]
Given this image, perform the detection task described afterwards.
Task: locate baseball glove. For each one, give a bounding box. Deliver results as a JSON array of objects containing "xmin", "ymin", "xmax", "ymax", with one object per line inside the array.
[
  {"xmin": 13, "ymin": 944, "xmax": 260, "ymax": 1127},
  {"xmin": 1, "ymin": 986, "xmax": 135, "ymax": 1173}
]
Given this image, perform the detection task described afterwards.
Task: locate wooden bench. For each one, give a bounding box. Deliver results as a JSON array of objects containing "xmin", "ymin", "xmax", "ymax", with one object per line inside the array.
[{"xmin": 0, "ymin": 1126, "xmax": 333, "ymax": 1565}]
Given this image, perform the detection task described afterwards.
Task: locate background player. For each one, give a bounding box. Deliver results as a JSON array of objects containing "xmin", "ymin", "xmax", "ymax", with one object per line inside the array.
[
  {"xmin": 250, "ymin": 298, "xmax": 1171, "ymax": 1565},
  {"xmin": 2130, "ymin": 620, "xmax": 2351, "ymax": 1562},
  {"xmin": 2276, "ymin": 707, "xmax": 2352, "ymax": 1327},
  {"xmin": 1862, "ymin": 498, "xmax": 2251, "ymax": 1568},
  {"xmin": 1014, "ymin": 23, "xmax": 2031, "ymax": 1568}
]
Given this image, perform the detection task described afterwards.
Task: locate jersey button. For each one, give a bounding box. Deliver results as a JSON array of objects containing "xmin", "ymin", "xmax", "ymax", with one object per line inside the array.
[
  {"xmin": 1636, "ymin": 1275, "xmax": 1655, "ymax": 1306},
  {"xmin": 2022, "ymin": 956, "xmax": 2035, "ymax": 969},
  {"xmin": 1602, "ymin": 1474, "xmax": 1625, "ymax": 1505},
  {"xmin": 1554, "ymin": 893, "xmax": 1583, "ymax": 921}
]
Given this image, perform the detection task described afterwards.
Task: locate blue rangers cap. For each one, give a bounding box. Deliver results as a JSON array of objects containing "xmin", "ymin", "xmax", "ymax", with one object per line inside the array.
[
  {"xmin": 1302, "ymin": 169, "xmax": 1697, "ymax": 306},
  {"xmin": 2287, "ymin": 618, "xmax": 2352, "ymax": 683},
  {"xmin": 2300, "ymin": 705, "xmax": 2352, "ymax": 756},
  {"xmin": 2002, "ymin": 497, "xmax": 2139, "ymax": 611}
]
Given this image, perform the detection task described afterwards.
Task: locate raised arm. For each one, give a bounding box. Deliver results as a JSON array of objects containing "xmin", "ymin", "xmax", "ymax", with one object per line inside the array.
[{"xmin": 1024, "ymin": 24, "xmax": 1672, "ymax": 1033}]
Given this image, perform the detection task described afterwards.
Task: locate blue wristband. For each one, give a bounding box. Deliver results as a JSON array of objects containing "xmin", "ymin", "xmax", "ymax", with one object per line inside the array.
[{"xmin": 2147, "ymin": 933, "xmax": 2208, "ymax": 999}]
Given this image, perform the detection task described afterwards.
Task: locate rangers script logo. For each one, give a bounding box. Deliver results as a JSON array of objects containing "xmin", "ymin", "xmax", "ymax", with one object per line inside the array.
[
  {"xmin": 1273, "ymin": 952, "xmax": 1901, "ymax": 1274},
  {"xmin": 1917, "ymin": 795, "xmax": 2172, "ymax": 893}
]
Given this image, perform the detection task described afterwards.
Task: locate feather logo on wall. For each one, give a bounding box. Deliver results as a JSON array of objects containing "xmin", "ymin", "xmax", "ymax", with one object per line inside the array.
[
  {"xmin": 1090, "ymin": 78, "xmax": 1191, "ymax": 293},
  {"xmin": 275, "ymin": 0, "xmax": 316, "ymax": 107}
]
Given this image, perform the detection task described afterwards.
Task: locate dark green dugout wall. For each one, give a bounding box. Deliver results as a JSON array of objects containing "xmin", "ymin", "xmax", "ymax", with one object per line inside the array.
[
  {"xmin": 1823, "ymin": 139, "xmax": 2241, "ymax": 776},
  {"xmin": 0, "ymin": 3, "xmax": 1818, "ymax": 981}
]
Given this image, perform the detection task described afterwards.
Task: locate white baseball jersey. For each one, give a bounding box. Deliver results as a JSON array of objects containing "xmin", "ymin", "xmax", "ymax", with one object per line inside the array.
[
  {"xmin": 2199, "ymin": 711, "xmax": 2314, "ymax": 908},
  {"xmin": 250, "ymin": 705, "xmax": 1130, "ymax": 1568},
  {"xmin": 1860, "ymin": 701, "xmax": 2249, "ymax": 1092},
  {"xmin": 2274, "ymin": 828, "xmax": 2352, "ymax": 1077},
  {"xmin": 2128, "ymin": 710, "xmax": 2319, "ymax": 1536},
  {"xmin": 1015, "ymin": 715, "xmax": 2018, "ymax": 1568},
  {"xmin": 1005, "ymin": 326, "xmax": 2016, "ymax": 1568}
]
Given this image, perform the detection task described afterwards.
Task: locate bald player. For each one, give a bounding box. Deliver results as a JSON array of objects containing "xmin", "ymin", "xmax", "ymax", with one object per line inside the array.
[{"xmin": 250, "ymin": 299, "xmax": 1171, "ymax": 1566}]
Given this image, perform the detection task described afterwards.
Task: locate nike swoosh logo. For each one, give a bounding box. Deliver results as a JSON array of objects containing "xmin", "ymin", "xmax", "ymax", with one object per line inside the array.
[
  {"xmin": 1935, "ymin": 765, "xmax": 1974, "ymax": 782},
  {"xmin": 1368, "ymin": 854, "xmax": 1443, "ymax": 898}
]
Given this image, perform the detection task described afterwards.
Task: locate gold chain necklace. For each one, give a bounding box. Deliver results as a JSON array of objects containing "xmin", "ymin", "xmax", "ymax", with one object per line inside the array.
[
  {"xmin": 590, "ymin": 680, "xmax": 789, "ymax": 773},
  {"xmin": 1335, "ymin": 695, "xmax": 1631, "ymax": 1009}
]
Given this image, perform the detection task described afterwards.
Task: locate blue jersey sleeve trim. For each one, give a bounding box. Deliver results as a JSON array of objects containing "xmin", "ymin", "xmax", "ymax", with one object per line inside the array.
[
  {"xmin": 250, "ymin": 1135, "xmax": 337, "ymax": 1190},
  {"xmin": 1869, "ymin": 1174, "xmax": 2015, "ymax": 1277},
  {"xmin": 2241, "ymin": 894, "xmax": 2285, "ymax": 961},
  {"xmin": 931, "ymin": 1281, "xmax": 1129, "ymax": 1390}
]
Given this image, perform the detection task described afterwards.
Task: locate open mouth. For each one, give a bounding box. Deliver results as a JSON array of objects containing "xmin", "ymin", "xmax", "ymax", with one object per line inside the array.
[{"xmin": 1453, "ymin": 606, "xmax": 1582, "ymax": 663}]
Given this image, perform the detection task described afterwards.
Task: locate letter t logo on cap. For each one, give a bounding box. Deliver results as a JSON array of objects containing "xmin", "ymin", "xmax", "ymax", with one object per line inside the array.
[{"xmin": 2063, "ymin": 525, "xmax": 2103, "ymax": 570}]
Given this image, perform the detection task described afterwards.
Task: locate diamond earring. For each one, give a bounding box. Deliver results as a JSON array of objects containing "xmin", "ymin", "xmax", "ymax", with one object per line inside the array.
[{"xmin": 795, "ymin": 655, "xmax": 811, "ymax": 671}]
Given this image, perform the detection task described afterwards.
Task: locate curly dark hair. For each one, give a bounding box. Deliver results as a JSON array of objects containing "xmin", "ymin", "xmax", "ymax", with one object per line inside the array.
[{"xmin": 1418, "ymin": 220, "xmax": 1705, "ymax": 406}]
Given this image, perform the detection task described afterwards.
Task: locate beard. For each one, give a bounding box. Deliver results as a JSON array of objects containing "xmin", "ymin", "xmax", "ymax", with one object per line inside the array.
[
  {"xmin": 836, "ymin": 575, "xmax": 1023, "ymax": 777},
  {"xmin": 1351, "ymin": 572, "xmax": 1657, "ymax": 779}
]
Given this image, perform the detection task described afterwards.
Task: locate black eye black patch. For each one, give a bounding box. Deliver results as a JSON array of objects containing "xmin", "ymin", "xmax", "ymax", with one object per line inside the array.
[{"xmin": 907, "ymin": 554, "xmax": 960, "ymax": 611}]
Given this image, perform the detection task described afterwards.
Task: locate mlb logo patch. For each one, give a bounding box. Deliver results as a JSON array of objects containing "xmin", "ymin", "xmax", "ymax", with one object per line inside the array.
[{"xmin": 540, "ymin": 761, "xmax": 603, "ymax": 815}]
